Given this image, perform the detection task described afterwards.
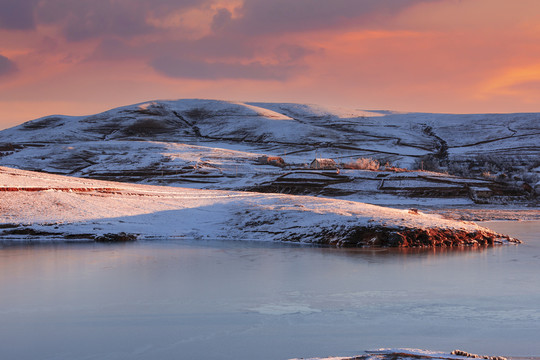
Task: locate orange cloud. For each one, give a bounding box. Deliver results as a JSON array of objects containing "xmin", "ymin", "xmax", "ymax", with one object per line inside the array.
[{"xmin": 480, "ymin": 65, "xmax": 540, "ymax": 100}]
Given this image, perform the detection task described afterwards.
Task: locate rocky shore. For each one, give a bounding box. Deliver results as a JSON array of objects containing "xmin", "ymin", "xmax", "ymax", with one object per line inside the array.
[
  {"xmin": 292, "ymin": 349, "xmax": 511, "ymax": 360},
  {"xmin": 282, "ymin": 226, "xmax": 520, "ymax": 247},
  {"xmin": 0, "ymin": 222, "xmax": 520, "ymax": 247}
]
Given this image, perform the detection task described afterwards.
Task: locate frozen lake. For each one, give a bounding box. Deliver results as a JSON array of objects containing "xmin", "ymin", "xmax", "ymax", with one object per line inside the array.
[{"xmin": 1, "ymin": 221, "xmax": 539, "ymax": 360}]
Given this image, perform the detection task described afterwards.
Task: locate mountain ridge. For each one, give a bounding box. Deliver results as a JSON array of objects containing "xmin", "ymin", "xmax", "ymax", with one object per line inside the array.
[{"xmin": 0, "ymin": 99, "xmax": 538, "ymax": 207}]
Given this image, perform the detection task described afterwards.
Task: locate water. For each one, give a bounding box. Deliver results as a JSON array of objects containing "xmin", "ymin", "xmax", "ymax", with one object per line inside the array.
[{"xmin": 0, "ymin": 221, "xmax": 539, "ymax": 360}]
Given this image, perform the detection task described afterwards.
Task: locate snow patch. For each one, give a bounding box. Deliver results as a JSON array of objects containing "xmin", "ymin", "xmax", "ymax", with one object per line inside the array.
[{"xmin": 249, "ymin": 303, "xmax": 321, "ymax": 315}]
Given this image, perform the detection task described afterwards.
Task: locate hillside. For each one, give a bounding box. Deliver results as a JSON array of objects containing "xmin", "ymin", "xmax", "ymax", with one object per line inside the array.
[
  {"xmin": 0, "ymin": 99, "xmax": 538, "ymax": 207},
  {"xmin": 0, "ymin": 166, "xmax": 519, "ymax": 246}
]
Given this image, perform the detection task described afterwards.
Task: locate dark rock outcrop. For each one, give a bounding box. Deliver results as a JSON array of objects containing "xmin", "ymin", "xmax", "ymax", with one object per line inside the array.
[
  {"xmin": 94, "ymin": 232, "xmax": 137, "ymax": 243},
  {"xmin": 282, "ymin": 225, "xmax": 519, "ymax": 248}
]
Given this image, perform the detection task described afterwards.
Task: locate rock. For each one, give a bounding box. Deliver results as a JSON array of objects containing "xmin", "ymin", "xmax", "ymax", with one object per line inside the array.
[
  {"xmin": 452, "ymin": 350, "xmax": 507, "ymax": 360},
  {"xmin": 285, "ymin": 225, "xmax": 520, "ymax": 248},
  {"xmin": 94, "ymin": 232, "xmax": 137, "ymax": 243}
]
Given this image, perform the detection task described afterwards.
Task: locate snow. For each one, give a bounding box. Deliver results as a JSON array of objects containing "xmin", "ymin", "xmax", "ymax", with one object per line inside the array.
[
  {"xmin": 2, "ymin": 100, "xmax": 538, "ymax": 159},
  {"xmin": 1, "ymin": 99, "xmax": 537, "ymax": 199},
  {"xmin": 246, "ymin": 102, "xmax": 386, "ymax": 119},
  {"xmin": 278, "ymin": 172, "xmax": 341, "ymax": 180},
  {"xmin": 232, "ymin": 102, "xmax": 295, "ymax": 120},
  {"xmin": 381, "ymin": 179, "xmax": 463, "ymax": 189},
  {"xmin": 0, "ymin": 98, "xmax": 536, "ymax": 226},
  {"xmin": 250, "ymin": 303, "xmax": 322, "ymax": 315},
  {"xmin": 0, "ymin": 166, "xmax": 500, "ymax": 242},
  {"xmin": 289, "ymin": 348, "xmax": 507, "ymax": 360}
]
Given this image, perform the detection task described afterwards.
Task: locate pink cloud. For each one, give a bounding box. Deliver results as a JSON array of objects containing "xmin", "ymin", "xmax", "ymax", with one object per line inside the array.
[
  {"xmin": 2, "ymin": 0, "xmax": 540, "ymax": 128},
  {"xmin": 151, "ymin": 56, "xmax": 306, "ymax": 80},
  {"xmin": 0, "ymin": 54, "xmax": 17, "ymax": 76},
  {"xmin": 0, "ymin": 0, "xmax": 38, "ymax": 30},
  {"xmin": 227, "ymin": 0, "xmax": 439, "ymax": 34}
]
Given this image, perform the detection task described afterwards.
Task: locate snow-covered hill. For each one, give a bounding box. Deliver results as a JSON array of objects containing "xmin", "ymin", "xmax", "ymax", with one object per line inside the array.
[
  {"xmin": 0, "ymin": 166, "xmax": 518, "ymax": 246},
  {"xmin": 0, "ymin": 99, "xmax": 538, "ymax": 205},
  {"xmin": 1, "ymin": 99, "xmax": 538, "ymax": 168}
]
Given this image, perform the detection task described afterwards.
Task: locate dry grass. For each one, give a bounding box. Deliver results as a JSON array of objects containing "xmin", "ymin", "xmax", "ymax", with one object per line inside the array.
[{"xmin": 342, "ymin": 157, "xmax": 380, "ymax": 170}]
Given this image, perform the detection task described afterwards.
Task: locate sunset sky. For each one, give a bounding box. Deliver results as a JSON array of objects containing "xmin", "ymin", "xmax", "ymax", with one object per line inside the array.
[{"xmin": 2, "ymin": 0, "xmax": 540, "ymax": 129}]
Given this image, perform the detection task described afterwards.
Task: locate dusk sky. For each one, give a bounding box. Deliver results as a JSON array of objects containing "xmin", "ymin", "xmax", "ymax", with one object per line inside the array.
[{"xmin": 2, "ymin": 0, "xmax": 540, "ymax": 129}]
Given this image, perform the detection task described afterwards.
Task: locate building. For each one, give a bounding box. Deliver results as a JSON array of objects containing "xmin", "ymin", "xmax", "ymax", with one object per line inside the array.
[{"xmin": 310, "ymin": 158, "xmax": 337, "ymax": 170}]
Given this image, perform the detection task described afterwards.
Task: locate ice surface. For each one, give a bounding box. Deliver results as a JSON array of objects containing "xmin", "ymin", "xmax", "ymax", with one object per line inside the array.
[{"xmin": 0, "ymin": 221, "xmax": 538, "ymax": 360}]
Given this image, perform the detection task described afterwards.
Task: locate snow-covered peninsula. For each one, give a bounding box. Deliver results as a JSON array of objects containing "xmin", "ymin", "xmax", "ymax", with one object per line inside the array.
[{"xmin": 0, "ymin": 166, "xmax": 519, "ymax": 246}]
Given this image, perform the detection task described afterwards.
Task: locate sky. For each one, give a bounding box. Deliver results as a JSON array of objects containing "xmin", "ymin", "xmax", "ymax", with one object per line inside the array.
[{"xmin": 2, "ymin": 0, "xmax": 540, "ymax": 129}]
